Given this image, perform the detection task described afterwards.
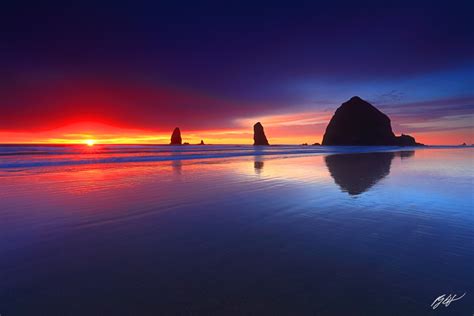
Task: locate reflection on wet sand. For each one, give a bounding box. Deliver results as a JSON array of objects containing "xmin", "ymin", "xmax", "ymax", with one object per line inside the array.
[
  {"xmin": 172, "ymin": 160, "xmax": 182, "ymax": 175},
  {"xmin": 325, "ymin": 151, "xmax": 414, "ymax": 195},
  {"xmin": 254, "ymin": 159, "xmax": 264, "ymax": 175},
  {"xmin": 397, "ymin": 150, "xmax": 415, "ymax": 159},
  {"xmin": 2, "ymin": 148, "xmax": 473, "ymax": 316}
]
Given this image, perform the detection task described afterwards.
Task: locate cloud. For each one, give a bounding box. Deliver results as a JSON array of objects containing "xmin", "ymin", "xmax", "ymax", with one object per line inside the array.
[
  {"xmin": 399, "ymin": 114, "xmax": 473, "ymax": 132},
  {"xmin": 376, "ymin": 97, "xmax": 474, "ymax": 134},
  {"xmin": 381, "ymin": 96, "xmax": 473, "ymax": 119},
  {"xmin": 0, "ymin": 75, "xmax": 277, "ymax": 132}
]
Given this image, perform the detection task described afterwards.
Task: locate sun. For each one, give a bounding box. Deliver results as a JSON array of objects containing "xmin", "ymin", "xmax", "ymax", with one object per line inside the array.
[{"xmin": 85, "ymin": 139, "xmax": 96, "ymax": 147}]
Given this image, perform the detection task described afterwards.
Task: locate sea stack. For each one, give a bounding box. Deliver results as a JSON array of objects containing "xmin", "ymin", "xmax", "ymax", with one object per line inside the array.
[
  {"xmin": 199, "ymin": 140, "xmax": 205, "ymax": 145},
  {"xmin": 396, "ymin": 134, "xmax": 422, "ymax": 146},
  {"xmin": 253, "ymin": 122, "xmax": 270, "ymax": 146},
  {"xmin": 170, "ymin": 127, "xmax": 182, "ymax": 145},
  {"xmin": 322, "ymin": 96, "xmax": 422, "ymax": 146}
]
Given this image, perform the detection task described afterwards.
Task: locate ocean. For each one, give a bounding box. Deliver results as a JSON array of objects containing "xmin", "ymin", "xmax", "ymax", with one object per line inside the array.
[{"xmin": 0, "ymin": 145, "xmax": 473, "ymax": 315}]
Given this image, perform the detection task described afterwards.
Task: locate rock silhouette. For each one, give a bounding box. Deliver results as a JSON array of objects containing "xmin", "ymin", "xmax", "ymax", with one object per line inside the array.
[
  {"xmin": 199, "ymin": 140, "xmax": 205, "ymax": 145},
  {"xmin": 253, "ymin": 122, "xmax": 269, "ymax": 146},
  {"xmin": 170, "ymin": 127, "xmax": 182, "ymax": 145},
  {"xmin": 325, "ymin": 151, "xmax": 414, "ymax": 195},
  {"xmin": 395, "ymin": 134, "xmax": 423, "ymax": 146},
  {"xmin": 322, "ymin": 96, "xmax": 422, "ymax": 146}
]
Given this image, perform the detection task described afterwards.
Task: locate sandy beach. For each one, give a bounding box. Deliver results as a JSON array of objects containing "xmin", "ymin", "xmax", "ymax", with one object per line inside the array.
[{"xmin": 1, "ymin": 146, "xmax": 472, "ymax": 315}]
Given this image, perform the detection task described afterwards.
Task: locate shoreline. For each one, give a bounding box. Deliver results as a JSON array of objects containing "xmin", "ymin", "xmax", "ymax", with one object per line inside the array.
[{"xmin": 0, "ymin": 145, "xmax": 471, "ymax": 170}]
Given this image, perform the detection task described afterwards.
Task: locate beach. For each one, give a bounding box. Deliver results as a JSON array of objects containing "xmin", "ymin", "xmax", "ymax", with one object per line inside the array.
[{"xmin": 0, "ymin": 145, "xmax": 473, "ymax": 315}]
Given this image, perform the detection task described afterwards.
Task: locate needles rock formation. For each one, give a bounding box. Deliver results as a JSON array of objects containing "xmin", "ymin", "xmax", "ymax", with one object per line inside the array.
[
  {"xmin": 253, "ymin": 122, "xmax": 270, "ymax": 146},
  {"xmin": 170, "ymin": 127, "xmax": 182, "ymax": 145}
]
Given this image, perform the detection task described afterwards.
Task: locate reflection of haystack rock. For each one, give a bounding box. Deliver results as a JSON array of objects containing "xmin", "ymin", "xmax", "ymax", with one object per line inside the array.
[
  {"xmin": 325, "ymin": 151, "xmax": 414, "ymax": 195},
  {"xmin": 396, "ymin": 151, "xmax": 415, "ymax": 159}
]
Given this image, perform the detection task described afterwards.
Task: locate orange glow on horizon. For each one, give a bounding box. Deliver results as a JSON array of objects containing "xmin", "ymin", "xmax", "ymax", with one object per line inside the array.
[
  {"xmin": 0, "ymin": 118, "xmax": 471, "ymax": 146},
  {"xmin": 85, "ymin": 139, "xmax": 96, "ymax": 146}
]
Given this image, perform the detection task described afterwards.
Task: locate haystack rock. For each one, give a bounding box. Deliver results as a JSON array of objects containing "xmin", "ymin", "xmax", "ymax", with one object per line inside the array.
[
  {"xmin": 322, "ymin": 96, "xmax": 422, "ymax": 146},
  {"xmin": 170, "ymin": 127, "xmax": 182, "ymax": 145},
  {"xmin": 253, "ymin": 122, "xmax": 269, "ymax": 146},
  {"xmin": 199, "ymin": 140, "xmax": 205, "ymax": 145}
]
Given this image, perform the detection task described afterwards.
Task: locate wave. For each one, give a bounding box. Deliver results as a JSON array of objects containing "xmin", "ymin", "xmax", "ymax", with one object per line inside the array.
[{"xmin": 0, "ymin": 144, "xmax": 463, "ymax": 169}]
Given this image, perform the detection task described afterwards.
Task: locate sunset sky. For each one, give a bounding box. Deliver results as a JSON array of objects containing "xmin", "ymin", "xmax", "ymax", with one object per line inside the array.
[{"xmin": 2, "ymin": 1, "xmax": 473, "ymax": 145}]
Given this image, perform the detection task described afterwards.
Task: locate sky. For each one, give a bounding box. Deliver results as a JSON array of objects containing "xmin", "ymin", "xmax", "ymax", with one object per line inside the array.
[{"xmin": 1, "ymin": 0, "xmax": 473, "ymax": 145}]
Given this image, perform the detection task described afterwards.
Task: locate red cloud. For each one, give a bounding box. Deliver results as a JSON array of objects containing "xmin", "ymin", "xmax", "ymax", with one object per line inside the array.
[{"xmin": 0, "ymin": 75, "xmax": 267, "ymax": 132}]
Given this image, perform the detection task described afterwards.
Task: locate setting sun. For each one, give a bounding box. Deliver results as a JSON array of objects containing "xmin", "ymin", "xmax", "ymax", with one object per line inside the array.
[{"xmin": 85, "ymin": 139, "xmax": 96, "ymax": 146}]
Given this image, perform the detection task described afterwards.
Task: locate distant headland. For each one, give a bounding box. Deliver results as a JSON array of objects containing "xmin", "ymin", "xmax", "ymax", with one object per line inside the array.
[{"xmin": 169, "ymin": 96, "xmax": 424, "ymax": 146}]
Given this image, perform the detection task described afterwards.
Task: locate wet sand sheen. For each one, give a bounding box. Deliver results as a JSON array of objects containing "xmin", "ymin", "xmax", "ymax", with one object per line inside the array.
[{"xmin": 0, "ymin": 147, "xmax": 473, "ymax": 315}]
